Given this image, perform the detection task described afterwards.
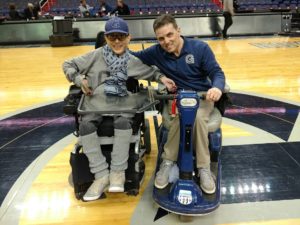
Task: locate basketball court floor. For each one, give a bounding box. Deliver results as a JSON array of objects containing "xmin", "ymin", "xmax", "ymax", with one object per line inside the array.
[{"xmin": 0, "ymin": 35, "xmax": 300, "ymax": 225}]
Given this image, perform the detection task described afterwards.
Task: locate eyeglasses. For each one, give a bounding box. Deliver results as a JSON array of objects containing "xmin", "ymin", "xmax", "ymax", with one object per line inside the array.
[{"xmin": 106, "ymin": 33, "xmax": 128, "ymax": 42}]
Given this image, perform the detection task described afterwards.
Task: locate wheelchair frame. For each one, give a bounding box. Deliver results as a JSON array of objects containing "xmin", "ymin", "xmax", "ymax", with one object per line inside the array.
[{"xmin": 63, "ymin": 79, "xmax": 157, "ymax": 199}]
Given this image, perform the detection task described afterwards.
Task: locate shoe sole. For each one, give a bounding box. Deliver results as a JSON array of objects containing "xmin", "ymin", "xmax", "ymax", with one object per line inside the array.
[
  {"xmin": 154, "ymin": 180, "xmax": 168, "ymax": 189},
  {"xmin": 200, "ymin": 184, "xmax": 216, "ymax": 195},
  {"xmin": 82, "ymin": 195, "xmax": 102, "ymax": 201},
  {"xmin": 109, "ymin": 186, "xmax": 124, "ymax": 192},
  {"xmin": 82, "ymin": 186, "xmax": 109, "ymax": 201}
]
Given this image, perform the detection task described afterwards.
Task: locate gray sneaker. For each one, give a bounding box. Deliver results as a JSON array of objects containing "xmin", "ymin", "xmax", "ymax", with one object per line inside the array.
[
  {"xmin": 83, "ymin": 174, "xmax": 109, "ymax": 201},
  {"xmin": 109, "ymin": 170, "xmax": 125, "ymax": 192},
  {"xmin": 154, "ymin": 159, "xmax": 174, "ymax": 189},
  {"xmin": 198, "ymin": 167, "xmax": 216, "ymax": 194}
]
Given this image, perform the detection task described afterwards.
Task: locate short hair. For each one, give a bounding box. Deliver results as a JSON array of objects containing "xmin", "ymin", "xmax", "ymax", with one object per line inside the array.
[{"xmin": 153, "ymin": 14, "xmax": 178, "ymax": 32}]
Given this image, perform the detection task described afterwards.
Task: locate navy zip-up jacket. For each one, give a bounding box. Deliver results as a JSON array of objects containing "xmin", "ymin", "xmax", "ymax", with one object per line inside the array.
[{"xmin": 132, "ymin": 37, "xmax": 225, "ymax": 92}]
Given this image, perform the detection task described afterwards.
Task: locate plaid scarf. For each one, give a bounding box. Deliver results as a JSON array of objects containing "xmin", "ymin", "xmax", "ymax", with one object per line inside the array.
[{"xmin": 103, "ymin": 45, "xmax": 129, "ymax": 96}]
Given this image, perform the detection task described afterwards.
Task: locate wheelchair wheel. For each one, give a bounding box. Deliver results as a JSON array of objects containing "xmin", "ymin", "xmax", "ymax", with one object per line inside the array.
[{"xmin": 144, "ymin": 118, "xmax": 151, "ymax": 154}]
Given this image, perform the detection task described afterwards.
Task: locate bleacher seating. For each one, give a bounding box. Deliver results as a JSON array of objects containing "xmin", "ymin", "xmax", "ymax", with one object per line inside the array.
[{"xmin": 0, "ymin": 0, "xmax": 299, "ymax": 18}]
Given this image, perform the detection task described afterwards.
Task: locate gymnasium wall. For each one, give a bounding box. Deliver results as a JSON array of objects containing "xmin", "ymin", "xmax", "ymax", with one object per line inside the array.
[{"xmin": 0, "ymin": 12, "xmax": 291, "ymax": 44}]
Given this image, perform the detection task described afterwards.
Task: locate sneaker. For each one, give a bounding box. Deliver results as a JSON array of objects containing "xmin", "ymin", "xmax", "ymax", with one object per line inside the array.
[
  {"xmin": 109, "ymin": 170, "xmax": 125, "ymax": 192},
  {"xmin": 83, "ymin": 174, "xmax": 109, "ymax": 201},
  {"xmin": 198, "ymin": 167, "xmax": 216, "ymax": 194},
  {"xmin": 154, "ymin": 159, "xmax": 174, "ymax": 189}
]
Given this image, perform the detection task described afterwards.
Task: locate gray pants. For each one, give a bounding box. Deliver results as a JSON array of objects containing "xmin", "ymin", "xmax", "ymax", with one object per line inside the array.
[{"xmin": 80, "ymin": 114, "xmax": 132, "ymax": 179}]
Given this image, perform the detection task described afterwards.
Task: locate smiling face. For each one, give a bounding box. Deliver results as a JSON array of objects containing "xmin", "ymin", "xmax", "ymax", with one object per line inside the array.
[
  {"xmin": 155, "ymin": 23, "xmax": 183, "ymax": 56},
  {"xmin": 105, "ymin": 32, "xmax": 131, "ymax": 55}
]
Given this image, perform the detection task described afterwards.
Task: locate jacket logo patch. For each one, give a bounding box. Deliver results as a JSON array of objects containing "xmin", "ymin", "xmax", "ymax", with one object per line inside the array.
[{"xmin": 185, "ymin": 54, "xmax": 195, "ymax": 64}]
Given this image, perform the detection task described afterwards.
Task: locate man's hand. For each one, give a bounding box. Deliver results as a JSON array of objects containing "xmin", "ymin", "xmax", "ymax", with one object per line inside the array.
[
  {"xmin": 160, "ymin": 76, "xmax": 177, "ymax": 93},
  {"xmin": 81, "ymin": 79, "xmax": 93, "ymax": 96},
  {"xmin": 206, "ymin": 87, "xmax": 222, "ymax": 102}
]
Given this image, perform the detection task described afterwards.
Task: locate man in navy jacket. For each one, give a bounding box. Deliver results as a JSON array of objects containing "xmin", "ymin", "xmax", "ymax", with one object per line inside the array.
[{"xmin": 132, "ymin": 14, "xmax": 225, "ymax": 194}]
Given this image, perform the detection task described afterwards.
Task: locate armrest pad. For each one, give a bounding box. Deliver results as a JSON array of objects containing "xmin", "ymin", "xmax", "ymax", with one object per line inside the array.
[
  {"xmin": 63, "ymin": 85, "xmax": 83, "ymax": 115},
  {"xmin": 69, "ymin": 85, "xmax": 83, "ymax": 97}
]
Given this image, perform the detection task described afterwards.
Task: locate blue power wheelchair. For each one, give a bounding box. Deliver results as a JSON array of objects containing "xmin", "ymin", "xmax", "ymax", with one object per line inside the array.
[
  {"xmin": 152, "ymin": 87, "xmax": 229, "ymax": 219},
  {"xmin": 63, "ymin": 78, "xmax": 158, "ymax": 200}
]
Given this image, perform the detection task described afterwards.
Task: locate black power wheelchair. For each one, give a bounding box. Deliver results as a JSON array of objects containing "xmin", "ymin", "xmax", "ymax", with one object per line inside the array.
[{"xmin": 63, "ymin": 78, "xmax": 157, "ymax": 200}]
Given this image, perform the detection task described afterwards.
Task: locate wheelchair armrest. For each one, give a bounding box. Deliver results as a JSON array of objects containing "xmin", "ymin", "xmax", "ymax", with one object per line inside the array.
[
  {"xmin": 63, "ymin": 85, "xmax": 83, "ymax": 115},
  {"xmin": 69, "ymin": 85, "xmax": 83, "ymax": 97}
]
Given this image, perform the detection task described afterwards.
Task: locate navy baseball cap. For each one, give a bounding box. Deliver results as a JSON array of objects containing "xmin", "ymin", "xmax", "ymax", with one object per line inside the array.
[{"xmin": 104, "ymin": 17, "xmax": 129, "ymax": 35}]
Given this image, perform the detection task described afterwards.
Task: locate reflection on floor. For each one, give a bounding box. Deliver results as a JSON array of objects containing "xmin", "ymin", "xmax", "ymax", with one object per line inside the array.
[
  {"xmin": 222, "ymin": 142, "xmax": 300, "ymax": 204},
  {"xmin": 0, "ymin": 102, "xmax": 74, "ymax": 204}
]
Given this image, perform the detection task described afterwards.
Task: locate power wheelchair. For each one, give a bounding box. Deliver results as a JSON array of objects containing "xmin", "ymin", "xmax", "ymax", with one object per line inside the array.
[{"xmin": 63, "ymin": 78, "xmax": 157, "ymax": 200}]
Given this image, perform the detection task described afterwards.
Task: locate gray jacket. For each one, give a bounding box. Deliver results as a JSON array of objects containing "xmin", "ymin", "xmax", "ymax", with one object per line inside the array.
[{"xmin": 62, "ymin": 46, "xmax": 163, "ymax": 90}]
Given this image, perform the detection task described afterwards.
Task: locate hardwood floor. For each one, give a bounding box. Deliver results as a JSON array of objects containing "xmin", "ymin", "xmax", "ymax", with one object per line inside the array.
[{"xmin": 1, "ymin": 36, "xmax": 300, "ymax": 225}]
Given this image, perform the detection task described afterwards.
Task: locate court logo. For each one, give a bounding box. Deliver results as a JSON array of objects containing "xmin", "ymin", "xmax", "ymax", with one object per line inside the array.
[
  {"xmin": 185, "ymin": 54, "xmax": 195, "ymax": 64},
  {"xmin": 112, "ymin": 21, "xmax": 120, "ymax": 28}
]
